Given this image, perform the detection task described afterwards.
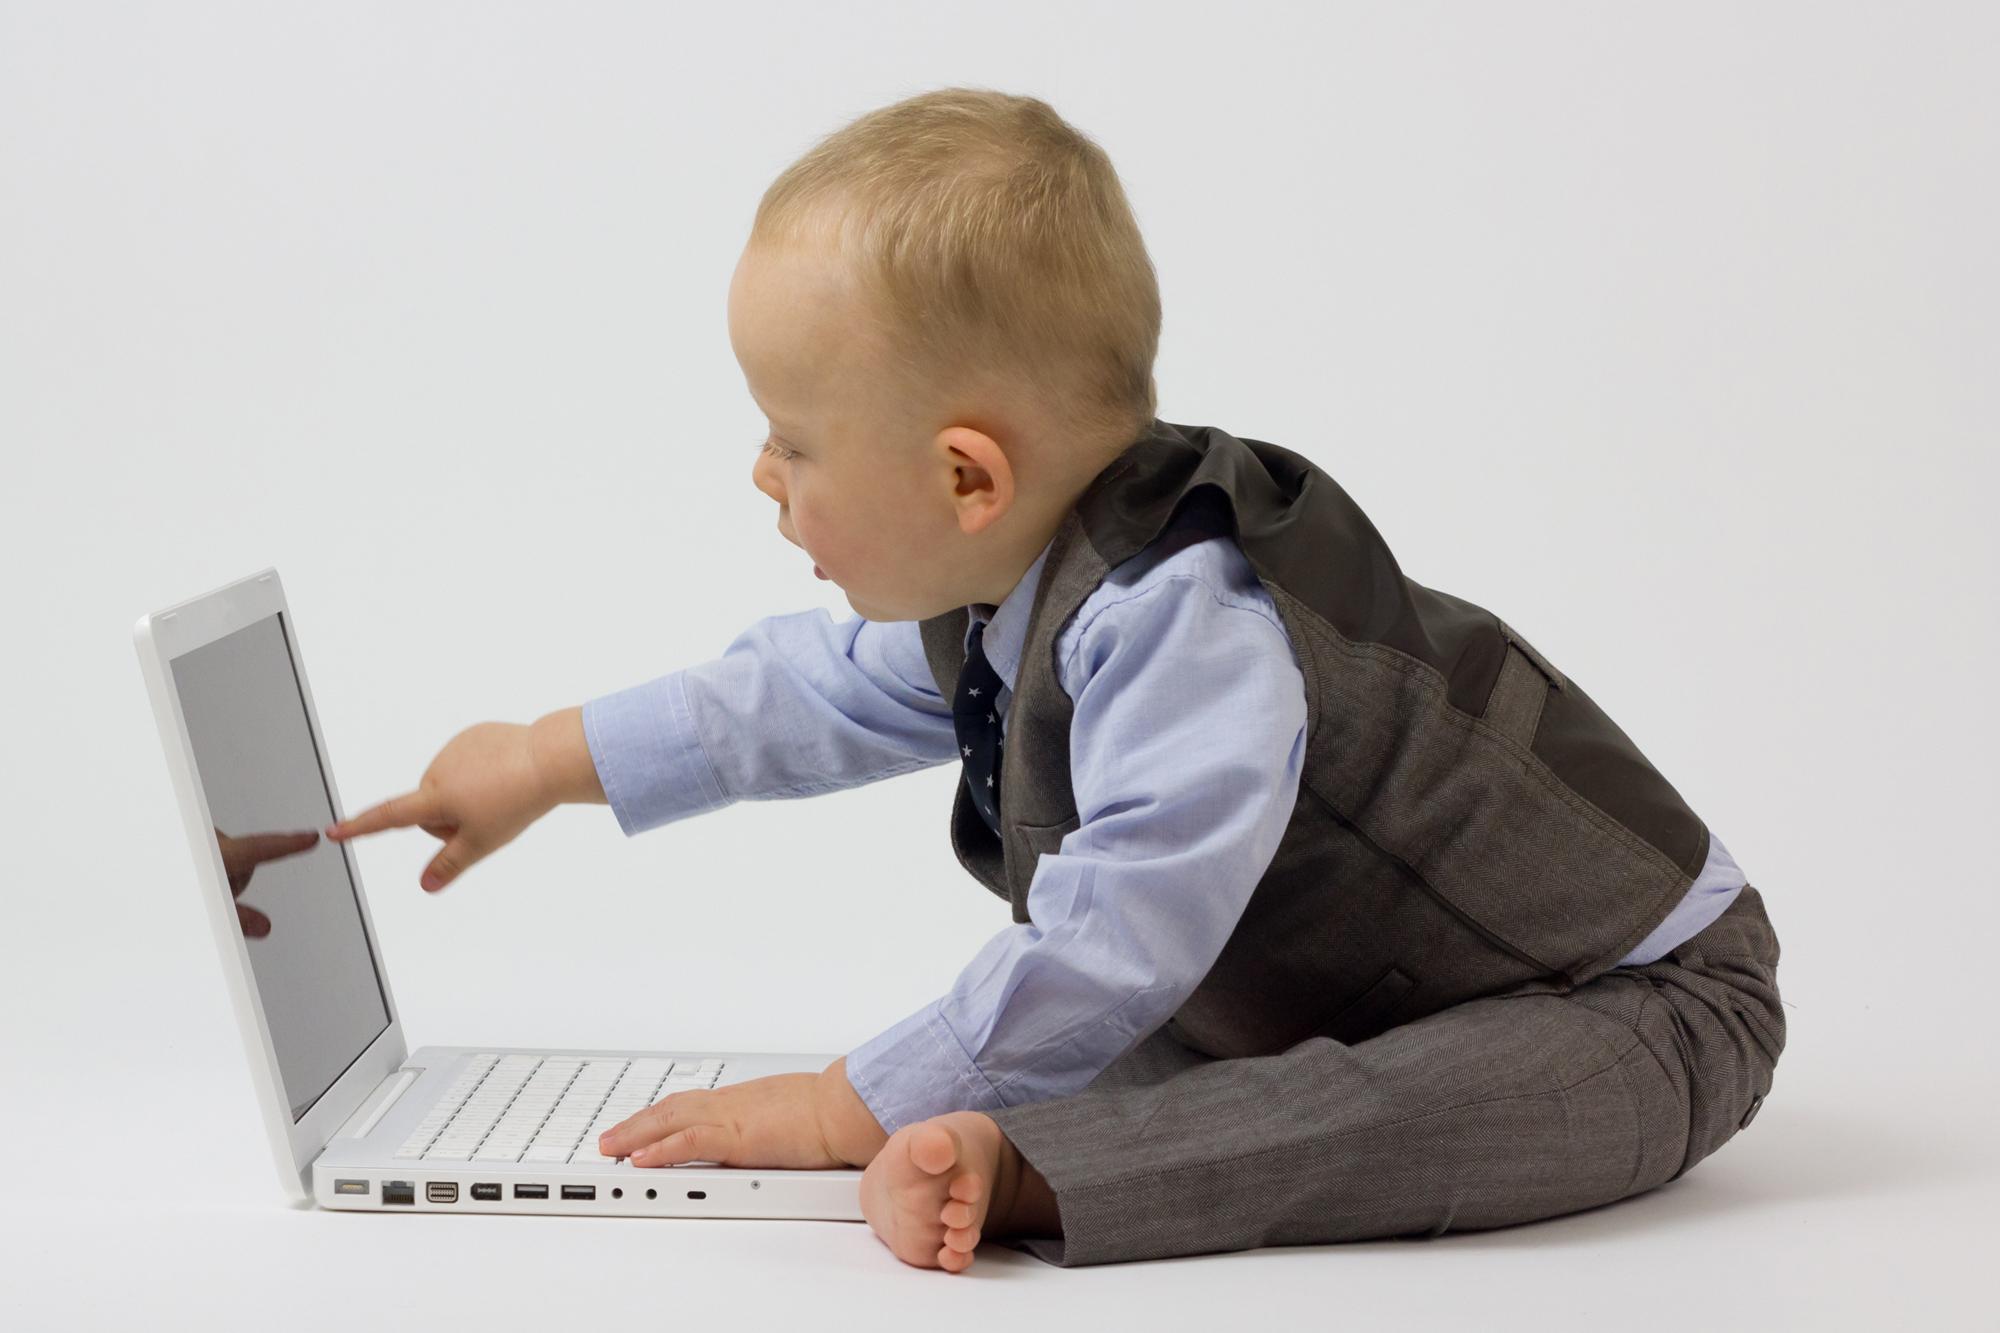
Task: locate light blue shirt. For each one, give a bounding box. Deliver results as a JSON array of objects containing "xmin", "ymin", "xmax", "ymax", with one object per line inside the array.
[{"xmin": 581, "ymin": 507, "xmax": 1745, "ymax": 1135}]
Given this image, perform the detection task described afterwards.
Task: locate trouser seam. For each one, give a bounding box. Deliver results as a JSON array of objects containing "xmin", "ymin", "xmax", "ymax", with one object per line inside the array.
[{"xmin": 1621, "ymin": 987, "xmax": 1682, "ymax": 1188}]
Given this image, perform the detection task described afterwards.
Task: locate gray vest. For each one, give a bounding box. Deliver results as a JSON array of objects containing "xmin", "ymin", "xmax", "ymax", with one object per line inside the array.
[{"xmin": 917, "ymin": 419, "xmax": 1711, "ymax": 1059}]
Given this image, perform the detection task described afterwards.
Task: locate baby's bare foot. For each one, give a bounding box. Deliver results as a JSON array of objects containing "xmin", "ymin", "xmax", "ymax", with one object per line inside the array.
[{"xmin": 860, "ymin": 1111, "xmax": 1018, "ymax": 1273}]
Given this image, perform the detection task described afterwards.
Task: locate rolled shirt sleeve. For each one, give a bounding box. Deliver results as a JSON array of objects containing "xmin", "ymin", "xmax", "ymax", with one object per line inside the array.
[
  {"xmin": 581, "ymin": 609, "xmax": 960, "ymax": 836},
  {"xmin": 845, "ymin": 573, "xmax": 1308, "ymax": 1135}
]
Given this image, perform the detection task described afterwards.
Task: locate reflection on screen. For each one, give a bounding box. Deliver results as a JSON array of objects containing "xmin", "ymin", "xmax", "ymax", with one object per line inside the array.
[{"xmin": 172, "ymin": 614, "xmax": 389, "ymax": 1120}]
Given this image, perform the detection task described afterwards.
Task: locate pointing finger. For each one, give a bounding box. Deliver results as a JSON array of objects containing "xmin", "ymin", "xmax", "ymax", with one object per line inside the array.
[{"xmin": 327, "ymin": 791, "xmax": 439, "ymax": 841}]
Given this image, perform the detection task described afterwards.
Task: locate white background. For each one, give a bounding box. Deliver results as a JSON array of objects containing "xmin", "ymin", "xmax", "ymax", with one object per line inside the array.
[{"xmin": 3, "ymin": 2, "xmax": 1994, "ymax": 1327}]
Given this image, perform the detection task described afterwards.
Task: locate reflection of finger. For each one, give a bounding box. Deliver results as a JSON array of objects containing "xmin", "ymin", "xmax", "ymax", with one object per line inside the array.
[
  {"xmin": 235, "ymin": 830, "xmax": 321, "ymax": 863},
  {"xmin": 238, "ymin": 904, "xmax": 272, "ymax": 938},
  {"xmin": 328, "ymin": 791, "xmax": 439, "ymax": 841}
]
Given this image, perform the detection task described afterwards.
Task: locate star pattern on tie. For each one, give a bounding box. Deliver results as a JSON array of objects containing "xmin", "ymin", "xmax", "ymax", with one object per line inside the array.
[{"xmin": 952, "ymin": 618, "xmax": 1006, "ymax": 837}]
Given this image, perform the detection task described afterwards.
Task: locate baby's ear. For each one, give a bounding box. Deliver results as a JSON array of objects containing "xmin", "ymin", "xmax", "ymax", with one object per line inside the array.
[{"xmin": 940, "ymin": 427, "xmax": 1014, "ymax": 531}]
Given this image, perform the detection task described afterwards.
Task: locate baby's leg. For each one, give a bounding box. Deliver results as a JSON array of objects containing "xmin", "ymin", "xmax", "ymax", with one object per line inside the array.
[{"xmin": 977, "ymin": 886, "xmax": 1784, "ymax": 1268}]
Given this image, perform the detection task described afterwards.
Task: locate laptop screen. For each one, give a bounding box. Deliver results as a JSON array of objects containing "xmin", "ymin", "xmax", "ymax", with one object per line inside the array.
[{"xmin": 171, "ymin": 612, "xmax": 391, "ymax": 1121}]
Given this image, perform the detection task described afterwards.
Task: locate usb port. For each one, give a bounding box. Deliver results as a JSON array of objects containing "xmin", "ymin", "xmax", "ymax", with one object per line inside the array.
[
  {"xmin": 470, "ymin": 1183, "xmax": 501, "ymax": 1201},
  {"xmin": 383, "ymin": 1180, "xmax": 415, "ymax": 1206},
  {"xmin": 514, "ymin": 1184, "xmax": 549, "ymax": 1200},
  {"xmin": 561, "ymin": 1185, "xmax": 596, "ymax": 1201},
  {"xmin": 427, "ymin": 1182, "xmax": 459, "ymax": 1203},
  {"xmin": 334, "ymin": 1179, "xmax": 369, "ymax": 1196}
]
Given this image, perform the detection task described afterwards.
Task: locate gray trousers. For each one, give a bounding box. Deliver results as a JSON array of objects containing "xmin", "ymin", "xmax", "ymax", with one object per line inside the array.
[{"xmin": 985, "ymin": 885, "xmax": 1785, "ymax": 1267}]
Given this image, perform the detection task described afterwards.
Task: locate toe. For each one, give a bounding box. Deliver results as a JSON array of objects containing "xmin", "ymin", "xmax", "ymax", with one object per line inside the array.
[
  {"xmin": 943, "ymin": 1225, "xmax": 979, "ymax": 1253},
  {"xmin": 908, "ymin": 1122, "xmax": 960, "ymax": 1178},
  {"xmin": 940, "ymin": 1199, "xmax": 974, "ymax": 1229},
  {"xmin": 948, "ymin": 1171, "xmax": 983, "ymax": 1205},
  {"xmin": 939, "ymin": 1245, "xmax": 974, "ymax": 1273}
]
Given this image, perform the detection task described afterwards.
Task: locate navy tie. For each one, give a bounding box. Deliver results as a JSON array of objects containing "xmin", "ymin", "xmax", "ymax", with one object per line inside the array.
[{"xmin": 953, "ymin": 619, "xmax": 1005, "ymax": 836}]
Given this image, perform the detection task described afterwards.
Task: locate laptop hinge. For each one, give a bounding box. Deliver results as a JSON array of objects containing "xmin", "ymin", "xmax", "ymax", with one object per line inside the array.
[{"xmin": 334, "ymin": 1068, "xmax": 419, "ymax": 1140}]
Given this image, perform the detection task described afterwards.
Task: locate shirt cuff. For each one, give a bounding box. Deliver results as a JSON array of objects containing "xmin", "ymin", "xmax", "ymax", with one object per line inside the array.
[
  {"xmin": 844, "ymin": 998, "xmax": 1006, "ymax": 1136},
  {"xmin": 580, "ymin": 670, "xmax": 732, "ymax": 836}
]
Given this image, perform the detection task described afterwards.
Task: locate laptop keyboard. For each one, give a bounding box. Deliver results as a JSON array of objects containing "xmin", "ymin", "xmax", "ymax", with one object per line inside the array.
[{"xmin": 394, "ymin": 1053, "xmax": 726, "ymax": 1164}]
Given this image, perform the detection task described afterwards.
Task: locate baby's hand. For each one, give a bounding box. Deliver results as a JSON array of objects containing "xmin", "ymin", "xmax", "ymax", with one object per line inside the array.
[
  {"xmin": 599, "ymin": 1072, "xmax": 849, "ymax": 1171},
  {"xmin": 326, "ymin": 718, "xmax": 562, "ymax": 892}
]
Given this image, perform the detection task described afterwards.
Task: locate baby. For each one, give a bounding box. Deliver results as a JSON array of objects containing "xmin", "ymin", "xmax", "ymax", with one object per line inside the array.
[{"xmin": 330, "ymin": 88, "xmax": 1784, "ymax": 1272}]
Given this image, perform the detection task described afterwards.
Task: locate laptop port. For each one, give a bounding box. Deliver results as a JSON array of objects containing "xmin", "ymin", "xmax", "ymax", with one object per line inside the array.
[
  {"xmin": 513, "ymin": 1184, "xmax": 549, "ymax": 1200},
  {"xmin": 427, "ymin": 1182, "xmax": 458, "ymax": 1203},
  {"xmin": 561, "ymin": 1185, "xmax": 596, "ymax": 1201},
  {"xmin": 383, "ymin": 1181, "xmax": 415, "ymax": 1206},
  {"xmin": 470, "ymin": 1183, "xmax": 501, "ymax": 1201},
  {"xmin": 334, "ymin": 1179, "xmax": 369, "ymax": 1196}
]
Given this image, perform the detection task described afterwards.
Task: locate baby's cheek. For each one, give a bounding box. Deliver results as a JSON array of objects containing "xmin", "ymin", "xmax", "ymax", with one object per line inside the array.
[
  {"xmin": 793, "ymin": 517, "xmax": 830, "ymax": 568},
  {"xmin": 794, "ymin": 510, "xmax": 850, "ymax": 571}
]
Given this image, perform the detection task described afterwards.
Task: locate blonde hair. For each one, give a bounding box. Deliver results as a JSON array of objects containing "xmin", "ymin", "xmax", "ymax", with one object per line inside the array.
[{"xmin": 750, "ymin": 87, "xmax": 1161, "ymax": 454}]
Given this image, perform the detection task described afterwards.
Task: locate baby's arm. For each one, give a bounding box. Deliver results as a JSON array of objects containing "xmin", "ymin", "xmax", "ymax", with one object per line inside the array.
[
  {"xmin": 583, "ymin": 608, "xmax": 960, "ymax": 836},
  {"xmin": 333, "ymin": 609, "xmax": 957, "ymax": 889}
]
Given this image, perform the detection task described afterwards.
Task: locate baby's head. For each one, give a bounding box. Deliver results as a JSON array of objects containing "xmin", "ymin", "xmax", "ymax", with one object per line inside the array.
[{"xmin": 729, "ymin": 87, "xmax": 1161, "ymax": 622}]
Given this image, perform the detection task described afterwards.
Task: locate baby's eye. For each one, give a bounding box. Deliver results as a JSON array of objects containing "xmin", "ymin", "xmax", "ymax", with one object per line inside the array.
[{"xmin": 757, "ymin": 436, "xmax": 800, "ymax": 462}]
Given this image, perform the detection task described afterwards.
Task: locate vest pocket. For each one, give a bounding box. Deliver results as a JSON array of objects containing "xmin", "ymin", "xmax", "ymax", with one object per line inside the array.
[
  {"xmin": 1011, "ymin": 812, "xmax": 1082, "ymax": 865},
  {"xmin": 1318, "ymin": 965, "xmax": 1417, "ymax": 1045},
  {"xmin": 997, "ymin": 813, "xmax": 1085, "ymax": 924}
]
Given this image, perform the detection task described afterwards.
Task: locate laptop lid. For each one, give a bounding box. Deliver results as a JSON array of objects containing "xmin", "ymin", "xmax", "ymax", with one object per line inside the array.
[{"xmin": 134, "ymin": 568, "xmax": 407, "ymax": 1201}]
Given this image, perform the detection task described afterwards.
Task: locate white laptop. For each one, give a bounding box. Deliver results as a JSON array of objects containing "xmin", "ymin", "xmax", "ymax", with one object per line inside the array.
[{"xmin": 134, "ymin": 567, "xmax": 864, "ymax": 1219}]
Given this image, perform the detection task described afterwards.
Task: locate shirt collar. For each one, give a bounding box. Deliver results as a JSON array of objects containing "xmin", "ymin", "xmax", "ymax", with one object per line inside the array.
[{"xmin": 964, "ymin": 532, "xmax": 1056, "ymax": 694}]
